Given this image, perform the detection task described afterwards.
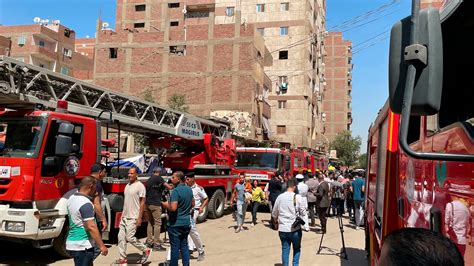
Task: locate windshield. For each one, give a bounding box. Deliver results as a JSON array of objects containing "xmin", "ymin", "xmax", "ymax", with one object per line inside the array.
[
  {"xmin": 236, "ymin": 152, "xmax": 279, "ymax": 169},
  {"xmin": 0, "ymin": 116, "xmax": 45, "ymax": 158}
]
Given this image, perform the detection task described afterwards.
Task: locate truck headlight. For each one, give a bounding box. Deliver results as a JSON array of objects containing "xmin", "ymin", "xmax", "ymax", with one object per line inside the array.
[{"xmin": 5, "ymin": 221, "xmax": 25, "ymax": 232}]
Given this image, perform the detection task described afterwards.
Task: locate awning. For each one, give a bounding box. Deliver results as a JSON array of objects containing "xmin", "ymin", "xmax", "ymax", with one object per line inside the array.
[{"xmin": 262, "ymin": 116, "xmax": 272, "ymax": 138}]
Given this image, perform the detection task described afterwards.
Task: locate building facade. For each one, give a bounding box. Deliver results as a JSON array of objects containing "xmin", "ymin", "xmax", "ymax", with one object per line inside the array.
[
  {"xmin": 0, "ymin": 23, "xmax": 93, "ymax": 80},
  {"xmin": 75, "ymin": 37, "xmax": 95, "ymax": 60},
  {"xmin": 211, "ymin": 0, "xmax": 327, "ymax": 148},
  {"xmin": 421, "ymin": 0, "xmax": 445, "ymax": 9},
  {"xmin": 93, "ymin": 0, "xmax": 273, "ymax": 141},
  {"xmin": 322, "ymin": 32, "xmax": 352, "ymax": 142},
  {"xmin": 0, "ymin": 36, "xmax": 11, "ymax": 56}
]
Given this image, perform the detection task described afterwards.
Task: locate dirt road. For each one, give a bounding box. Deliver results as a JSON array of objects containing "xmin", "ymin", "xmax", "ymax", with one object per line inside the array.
[{"xmin": 0, "ymin": 211, "xmax": 367, "ymax": 266}]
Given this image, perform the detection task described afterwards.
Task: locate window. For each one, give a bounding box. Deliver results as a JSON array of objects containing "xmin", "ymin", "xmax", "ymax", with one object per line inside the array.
[
  {"xmin": 169, "ymin": 45, "xmax": 186, "ymax": 56},
  {"xmin": 277, "ymin": 125, "xmax": 286, "ymax": 134},
  {"xmin": 257, "ymin": 28, "xmax": 265, "ymax": 36},
  {"xmin": 256, "ymin": 4, "xmax": 265, "ymax": 12},
  {"xmin": 61, "ymin": 66, "xmax": 70, "ymax": 76},
  {"xmin": 308, "ymin": 127, "xmax": 311, "ymax": 136},
  {"xmin": 170, "ymin": 21, "xmax": 179, "ymax": 27},
  {"xmin": 62, "ymin": 48, "xmax": 72, "ymax": 58},
  {"xmin": 347, "ymin": 124, "xmax": 351, "ymax": 131},
  {"xmin": 347, "ymin": 102, "xmax": 351, "ymax": 109},
  {"xmin": 17, "ymin": 36, "xmax": 26, "ymax": 46},
  {"xmin": 279, "ymin": 50, "xmax": 288, "ymax": 60},
  {"xmin": 278, "ymin": 101, "xmax": 287, "ymax": 109},
  {"xmin": 281, "ymin": 2, "xmax": 290, "ymax": 11},
  {"xmin": 109, "ymin": 48, "xmax": 118, "ymax": 59},
  {"xmin": 134, "ymin": 22, "xmax": 145, "ymax": 28},
  {"xmin": 168, "ymin": 3, "xmax": 180, "ymax": 8},
  {"xmin": 39, "ymin": 40, "xmax": 45, "ymax": 47},
  {"xmin": 348, "ymin": 90, "xmax": 351, "ymax": 96},
  {"xmin": 280, "ymin": 27, "xmax": 288, "ymax": 36},
  {"xmin": 64, "ymin": 28, "xmax": 71, "ymax": 38},
  {"xmin": 135, "ymin": 4, "xmax": 146, "ymax": 11},
  {"xmin": 226, "ymin": 7, "xmax": 235, "ymax": 16},
  {"xmin": 374, "ymin": 117, "xmax": 388, "ymax": 238}
]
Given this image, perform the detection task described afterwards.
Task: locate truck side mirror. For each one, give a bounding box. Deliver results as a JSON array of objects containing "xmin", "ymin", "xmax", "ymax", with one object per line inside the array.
[
  {"xmin": 55, "ymin": 135, "xmax": 72, "ymax": 156},
  {"xmin": 58, "ymin": 122, "xmax": 74, "ymax": 134},
  {"xmin": 388, "ymin": 8, "xmax": 443, "ymax": 115}
]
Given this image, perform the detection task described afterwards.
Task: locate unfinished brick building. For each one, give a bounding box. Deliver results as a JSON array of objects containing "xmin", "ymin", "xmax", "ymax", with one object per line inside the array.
[
  {"xmin": 322, "ymin": 32, "xmax": 352, "ymax": 142},
  {"xmin": 93, "ymin": 0, "xmax": 273, "ymax": 141}
]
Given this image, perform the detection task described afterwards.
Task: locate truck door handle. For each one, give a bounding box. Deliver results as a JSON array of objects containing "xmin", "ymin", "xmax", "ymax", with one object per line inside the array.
[
  {"xmin": 397, "ymin": 197, "xmax": 404, "ymax": 218},
  {"xmin": 430, "ymin": 207, "xmax": 442, "ymax": 233}
]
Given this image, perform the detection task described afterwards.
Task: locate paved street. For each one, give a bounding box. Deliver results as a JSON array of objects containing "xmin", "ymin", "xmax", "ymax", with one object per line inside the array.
[{"xmin": 0, "ymin": 211, "xmax": 367, "ymax": 266}]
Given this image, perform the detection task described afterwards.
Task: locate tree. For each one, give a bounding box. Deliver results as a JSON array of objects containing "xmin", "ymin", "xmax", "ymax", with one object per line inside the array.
[
  {"xmin": 167, "ymin": 93, "xmax": 189, "ymax": 113},
  {"xmin": 329, "ymin": 130, "xmax": 362, "ymax": 167},
  {"xmin": 357, "ymin": 153, "xmax": 367, "ymax": 169}
]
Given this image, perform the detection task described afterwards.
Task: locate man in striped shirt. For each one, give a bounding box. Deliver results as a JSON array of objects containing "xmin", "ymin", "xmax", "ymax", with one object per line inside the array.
[{"xmin": 66, "ymin": 176, "xmax": 108, "ymax": 266}]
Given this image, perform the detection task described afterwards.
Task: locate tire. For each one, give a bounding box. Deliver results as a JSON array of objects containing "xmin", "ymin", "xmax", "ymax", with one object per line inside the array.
[
  {"xmin": 107, "ymin": 193, "xmax": 124, "ymax": 212},
  {"xmin": 196, "ymin": 204, "xmax": 209, "ymax": 223},
  {"xmin": 208, "ymin": 189, "xmax": 225, "ymax": 219},
  {"xmin": 53, "ymin": 222, "xmax": 71, "ymax": 258}
]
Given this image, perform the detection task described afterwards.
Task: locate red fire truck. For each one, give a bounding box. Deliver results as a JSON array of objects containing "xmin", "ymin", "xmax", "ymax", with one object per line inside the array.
[
  {"xmin": 233, "ymin": 147, "xmax": 318, "ymax": 185},
  {"xmin": 0, "ymin": 56, "xmax": 238, "ymax": 256},
  {"xmin": 366, "ymin": 1, "xmax": 474, "ymax": 264},
  {"xmin": 304, "ymin": 150, "xmax": 329, "ymax": 173}
]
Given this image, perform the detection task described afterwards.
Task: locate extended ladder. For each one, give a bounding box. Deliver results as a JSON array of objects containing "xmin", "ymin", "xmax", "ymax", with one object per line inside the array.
[{"xmin": 0, "ymin": 56, "xmax": 228, "ymax": 140}]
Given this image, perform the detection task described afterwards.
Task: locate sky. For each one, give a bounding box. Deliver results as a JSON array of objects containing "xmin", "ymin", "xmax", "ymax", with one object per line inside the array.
[{"xmin": 0, "ymin": 0, "xmax": 412, "ymax": 152}]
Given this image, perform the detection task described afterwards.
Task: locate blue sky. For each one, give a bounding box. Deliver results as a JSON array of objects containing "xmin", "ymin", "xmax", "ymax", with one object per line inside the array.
[{"xmin": 0, "ymin": 0, "xmax": 411, "ymax": 152}]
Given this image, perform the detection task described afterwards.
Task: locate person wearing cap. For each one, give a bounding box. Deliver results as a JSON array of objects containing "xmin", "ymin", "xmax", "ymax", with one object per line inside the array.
[{"xmin": 296, "ymin": 174, "xmax": 310, "ymax": 231}]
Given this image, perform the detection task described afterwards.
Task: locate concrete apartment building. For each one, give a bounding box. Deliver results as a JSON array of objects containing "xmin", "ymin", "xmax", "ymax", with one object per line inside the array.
[
  {"xmin": 0, "ymin": 23, "xmax": 94, "ymax": 80},
  {"xmin": 212, "ymin": 0, "xmax": 328, "ymax": 149},
  {"xmin": 322, "ymin": 32, "xmax": 352, "ymax": 142},
  {"xmin": 93, "ymin": 0, "xmax": 273, "ymax": 141},
  {"xmin": 421, "ymin": 0, "xmax": 445, "ymax": 9}
]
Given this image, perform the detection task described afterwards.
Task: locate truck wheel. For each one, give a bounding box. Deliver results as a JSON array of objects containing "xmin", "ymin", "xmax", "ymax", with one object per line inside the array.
[
  {"xmin": 53, "ymin": 222, "xmax": 71, "ymax": 258},
  {"xmin": 196, "ymin": 204, "xmax": 209, "ymax": 223},
  {"xmin": 208, "ymin": 189, "xmax": 225, "ymax": 219},
  {"xmin": 107, "ymin": 193, "xmax": 124, "ymax": 212}
]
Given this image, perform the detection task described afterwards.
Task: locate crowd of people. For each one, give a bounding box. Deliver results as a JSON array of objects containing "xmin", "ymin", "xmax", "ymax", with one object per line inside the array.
[
  {"xmin": 63, "ymin": 164, "xmax": 466, "ymax": 266},
  {"xmin": 65, "ymin": 164, "xmax": 207, "ymax": 266}
]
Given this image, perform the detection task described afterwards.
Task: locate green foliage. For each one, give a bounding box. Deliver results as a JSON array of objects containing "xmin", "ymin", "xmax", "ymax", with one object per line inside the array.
[
  {"xmin": 329, "ymin": 130, "xmax": 362, "ymax": 167},
  {"xmin": 357, "ymin": 153, "xmax": 367, "ymax": 169},
  {"xmin": 142, "ymin": 88, "xmax": 155, "ymax": 103},
  {"xmin": 167, "ymin": 93, "xmax": 189, "ymax": 113}
]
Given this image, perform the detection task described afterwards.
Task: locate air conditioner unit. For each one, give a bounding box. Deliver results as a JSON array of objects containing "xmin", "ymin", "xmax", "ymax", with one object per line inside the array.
[
  {"xmin": 317, "ymin": 95, "xmax": 322, "ymax": 101},
  {"xmin": 257, "ymin": 95, "xmax": 264, "ymax": 101},
  {"xmin": 280, "ymin": 82, "xmax": 288, "ymax": 90}
]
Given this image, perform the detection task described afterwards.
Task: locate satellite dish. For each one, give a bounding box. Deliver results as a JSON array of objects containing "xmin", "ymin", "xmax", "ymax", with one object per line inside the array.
[
  {"xmin": 102, "ymin": 22, "xmax": 109, "ymax": 28},
  {"xmin": 53, "ymin": 19, "xmax": 60, "ymax": 25},
  {"xmin": 44, "ymin": 19, "xmax": 49, "ymax": 24},
  {"xmin": 182, "ymin": 8, "xmax": 187, "ymax": 14},
  {"xmin": 85, "ymin": 35, "xmax": 90, "ymax": 38},
  {"xmin": 33, "ymin": 17, "xmax": 41, "ymax": 23}
]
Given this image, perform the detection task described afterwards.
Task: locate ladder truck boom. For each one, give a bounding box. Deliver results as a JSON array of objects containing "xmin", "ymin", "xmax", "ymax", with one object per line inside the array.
[{"xmin": 0, "ymin": 56, "xmax": 229, "ymax": 140}]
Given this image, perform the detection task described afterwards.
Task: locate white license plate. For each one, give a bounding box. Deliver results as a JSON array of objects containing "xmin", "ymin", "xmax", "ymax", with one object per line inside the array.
[{"xmin": 0, "ymin": 166, "xmax": 11, "ymax": 178}]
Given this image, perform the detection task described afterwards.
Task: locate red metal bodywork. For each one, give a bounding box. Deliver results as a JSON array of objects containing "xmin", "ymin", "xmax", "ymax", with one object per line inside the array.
[
  {"xmin": 0, "ymin": 110, "xmax": 98, "ymax": 203},
  {"xmin": 366, "ymin": 102, "xmax": 474, "ymax": 265}
]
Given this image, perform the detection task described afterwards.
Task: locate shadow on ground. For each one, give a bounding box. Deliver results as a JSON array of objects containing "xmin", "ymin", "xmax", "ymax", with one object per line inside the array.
[{"xmin": 0, "ymin": 240, "xmax": 66, "ymax": 265}]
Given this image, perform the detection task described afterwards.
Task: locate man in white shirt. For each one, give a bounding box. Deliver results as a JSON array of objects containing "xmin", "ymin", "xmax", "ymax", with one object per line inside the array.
[
  {"xmin": 445, "ymin": 197, "xmax": 470, "ymax": 256},
  {"xmin": 272, "ymin": 178, "xmax": 307, "ymax": 266},
  {"xmin": 186, "ymin": 175, "xmax": 208, "ymax": 262},
  {"xmin": 296, "ymin": 174, "xmax": 310, "ymax": 231},
  {"xmin": 117, "ymin": 168, "xmax": 151, "ymax": 264}
]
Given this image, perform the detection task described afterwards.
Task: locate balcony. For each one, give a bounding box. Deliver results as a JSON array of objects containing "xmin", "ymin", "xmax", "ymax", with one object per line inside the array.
[
  {"xmin": 29, "ymin": 46, "xmax": 57, "ymax": 61},
  {"xmin": 186, "ymin": 0, "xmax": 215, "ymax": 9}
]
